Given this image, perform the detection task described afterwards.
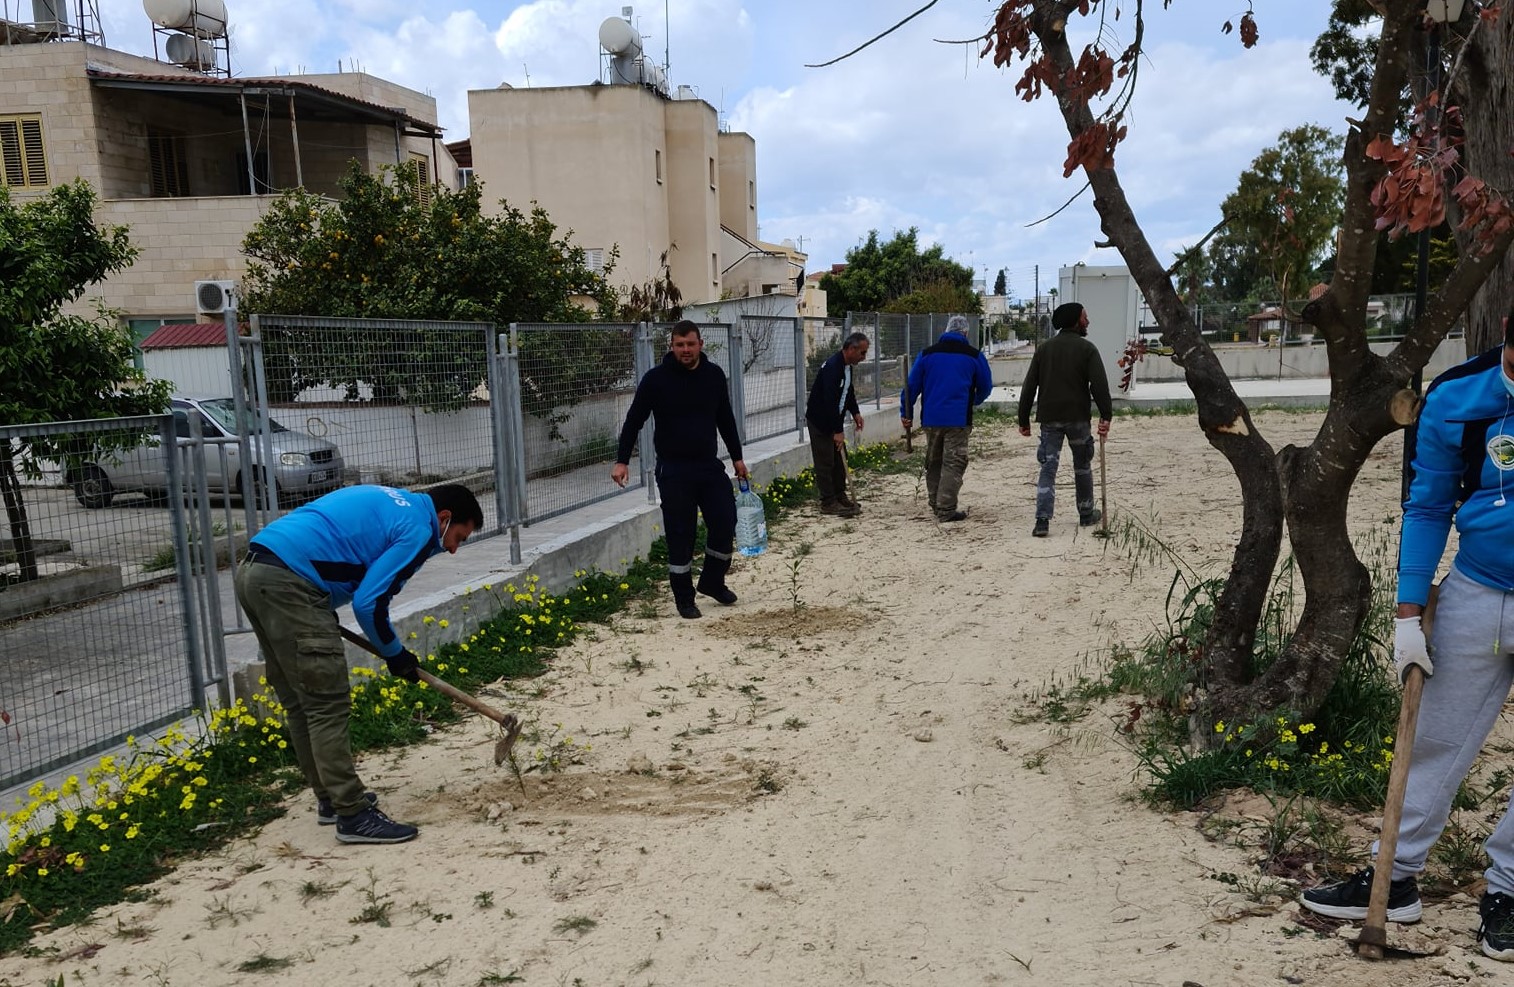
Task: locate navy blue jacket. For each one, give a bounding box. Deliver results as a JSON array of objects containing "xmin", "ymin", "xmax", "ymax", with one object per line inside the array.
[
  {"xmin": 616, "ymin": 352, "xmax": 743, "ymax": 466},
  {"xmin": 900, "ymin": 332, "xmax": 993, "ymax": 428},
  {"xmin": 805, "ymin": 351, "xmax": 861, "ymax": 434}
]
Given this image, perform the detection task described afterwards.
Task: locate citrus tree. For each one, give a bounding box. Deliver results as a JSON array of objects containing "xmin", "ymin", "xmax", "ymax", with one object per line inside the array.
[
  {"xmin": 241, "ymin": 162, "xmax": 622, "ymax": 412},
  {"xmin": 0, "ymin": 181, "xmax": 171, "ymax": 580}
]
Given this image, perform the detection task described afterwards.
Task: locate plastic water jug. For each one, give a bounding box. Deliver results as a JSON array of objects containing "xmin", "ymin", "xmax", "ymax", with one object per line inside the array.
[{"xmin": 735, "ymin": 478, "xmax": 767, "ymax": 556}]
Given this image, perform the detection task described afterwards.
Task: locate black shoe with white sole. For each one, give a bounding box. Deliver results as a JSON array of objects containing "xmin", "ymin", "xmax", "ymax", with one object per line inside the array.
[
  {"xmin": 1479, "ymin": 891, "xmax": 1514, "ymax": 961},
  {"xmin": 1300, "ymin": 867, "xmax": 1421, "ymax": 923}
]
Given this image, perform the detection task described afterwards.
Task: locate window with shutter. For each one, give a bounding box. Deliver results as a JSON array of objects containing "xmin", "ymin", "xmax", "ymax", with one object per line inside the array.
[
  {"xmin": 410, "ymin": 153, "xmax": 431, "ymax": 207},
  {"xmin": 148, "ymin": 131, "xmax": 189, "ymax": 197},
  {"xmin": 0, "ymin": 114, "xmax": 48, "ymax": 187}
]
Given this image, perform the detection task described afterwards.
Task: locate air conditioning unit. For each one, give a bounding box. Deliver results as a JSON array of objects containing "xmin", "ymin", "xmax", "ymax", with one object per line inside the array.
[{"xmin": 194, "ymin": 279, "xmax": 236, "ymax": 315}]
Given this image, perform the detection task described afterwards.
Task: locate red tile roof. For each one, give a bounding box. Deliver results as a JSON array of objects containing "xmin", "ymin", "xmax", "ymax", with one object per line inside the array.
[{"xmin": 140, "ymin": 323, "xmax": 230, "ymax": 349}]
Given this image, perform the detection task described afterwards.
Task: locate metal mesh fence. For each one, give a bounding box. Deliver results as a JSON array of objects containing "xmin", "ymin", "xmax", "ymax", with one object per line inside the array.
[
  {"xmin": 510, "ymin": 322, "xmax": 642, "ymax": 524},
  {"xmin": 737, "ymin": 315, "xmax": 803, "ymax": 443},
  {"xmin": 247, "ymin": 314, "xmax": 502, "ymax": 534},
  {"xmin": 0, "ymin": 416, "xmax": 209, "ymax": 789}
]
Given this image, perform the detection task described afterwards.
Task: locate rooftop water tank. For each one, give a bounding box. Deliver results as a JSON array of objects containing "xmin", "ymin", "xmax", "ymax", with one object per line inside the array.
[
  {"xmin": 143, "ymin": 0, "xmax": 228, "ymax": 39},
  {"xmin": 165, "ymin": 31, "xmax": 216, "ymax": 70},
  {"xmin": 598, "ymin": 15, "xmax": 641, "ymax": 58}
]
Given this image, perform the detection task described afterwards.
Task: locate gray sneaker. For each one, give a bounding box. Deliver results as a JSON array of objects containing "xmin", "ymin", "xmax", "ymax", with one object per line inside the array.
[{"xmin": 335, "ymin": 806, "xmax": 418, "ymax": 845}]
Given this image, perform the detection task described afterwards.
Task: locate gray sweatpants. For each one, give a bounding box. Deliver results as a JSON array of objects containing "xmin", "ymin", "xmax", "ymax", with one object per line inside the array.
[{"xmin": 1384, "ymin": 564, "xmax": 1514, "ymax": 894}]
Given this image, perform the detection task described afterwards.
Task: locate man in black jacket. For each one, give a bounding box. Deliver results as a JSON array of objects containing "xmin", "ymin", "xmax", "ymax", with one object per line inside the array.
[
  {"xmin": 804, "ymin": 331, "xmax": 869, "ymax": 517},
  {"xmin": 1017, "ymin": 302, "xmax": 1113, "ymax": 537},
  {"xmin": 612, "ymin": 321, "xmax": 749, "ymax": 619}
]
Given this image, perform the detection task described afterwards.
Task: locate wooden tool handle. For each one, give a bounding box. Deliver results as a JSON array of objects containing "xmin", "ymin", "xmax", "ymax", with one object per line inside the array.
[
  {"xmin": 1358, "ymin": 663, "xmax": 1426, "ymax": 958},
  {"xmin": 414, "ymin": 668, "xmax": 511, "ymax": 726}
]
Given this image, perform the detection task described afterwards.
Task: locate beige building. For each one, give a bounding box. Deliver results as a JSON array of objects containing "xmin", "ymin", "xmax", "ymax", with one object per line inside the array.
[
  {"xmin": 1, "ymin": 27, "xmax": 451, "ymax": 344},
  {"xmin": 466, "ymin": 80, "xmax": 801, "ymax": 307}
]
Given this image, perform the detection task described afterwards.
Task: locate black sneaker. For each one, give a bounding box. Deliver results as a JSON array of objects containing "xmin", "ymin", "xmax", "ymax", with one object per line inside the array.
[
  {"xmin": 1478, "ymin": 891, "xmax": 1514, "ymax": 961},
  {"xmin": 316, "ymin": 791, "xmax": 377, "ymax": 825},
  {"xmin": 676, "ymin": 600, "xmax": 703, "ymax": 619},
  {"xmin": 1080, "ymin": 509, "xmax": 1102, "ymax": 527},
  {"xmin": 936, "ymin": 510, "xmax": 967, "ymax": 523},
  {"xmin": 1032, "ymin": 518, "xmax": 1050, "ymax": 537},
  {"xmin": 1300, "ymin": 867, "xmax": 1422, "ymax": 923},
  {"xmin": 334, "ymin": 806, "xmax": 418, "ymax": 845}
]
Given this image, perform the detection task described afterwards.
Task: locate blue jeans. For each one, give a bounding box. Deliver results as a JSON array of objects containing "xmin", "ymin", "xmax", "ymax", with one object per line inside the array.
[{"xmin": 1035, "ymin": 421, "xmax": 1095, "ymax": 521}]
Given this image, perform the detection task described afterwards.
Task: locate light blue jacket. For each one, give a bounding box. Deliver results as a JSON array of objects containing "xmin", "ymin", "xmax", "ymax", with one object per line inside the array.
[
  {"xmin": 1400, "ymin": 348, "xmax": 1514, "ymax": 606},
  {"xmin": 249, "ymin": 486, "xmax": 445, "ymax": 657}
]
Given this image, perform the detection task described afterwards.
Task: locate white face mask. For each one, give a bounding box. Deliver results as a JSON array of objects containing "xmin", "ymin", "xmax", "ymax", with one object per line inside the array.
[
  {"xmin": 438, "ymin": 518, "xmax": 451, "ymax": 545},
  {"xmin": 1502, "ymin": 365, "xmax": 1514, "ymax": 399}
]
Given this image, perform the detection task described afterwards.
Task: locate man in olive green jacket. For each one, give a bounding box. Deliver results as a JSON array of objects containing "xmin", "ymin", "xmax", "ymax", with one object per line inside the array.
[{"xmin": 1017, "ymin": 302, "xmax": 1113, "ymax": 537}]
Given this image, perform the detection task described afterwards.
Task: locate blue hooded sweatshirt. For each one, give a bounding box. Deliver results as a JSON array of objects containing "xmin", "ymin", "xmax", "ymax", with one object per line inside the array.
[
  {"xmin": 1400, "ymin": 347, "xmax": 1514, "ymax": 606},
  {"xmin": 248, "ymin": 485, "xmax": 446, "ymax": 658}
]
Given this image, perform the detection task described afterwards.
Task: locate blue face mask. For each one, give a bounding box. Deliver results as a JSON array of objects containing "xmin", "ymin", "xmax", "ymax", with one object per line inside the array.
[{"xmin": 1503, "ymin": 365, "xmax": 1514, "ymax": 399}]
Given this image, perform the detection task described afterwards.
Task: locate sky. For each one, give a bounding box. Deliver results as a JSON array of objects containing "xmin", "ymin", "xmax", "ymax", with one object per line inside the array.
[{"xmin": 90, "ymin": 0, "xmax": 1359, "ymax": 301}]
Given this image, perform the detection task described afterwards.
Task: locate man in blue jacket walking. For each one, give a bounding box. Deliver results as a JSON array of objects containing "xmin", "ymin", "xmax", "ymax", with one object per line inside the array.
[
  {"xmin": 1301, "ymin": 305, "xmax": 1514, "ymax": 961},
  {"xmin": 900, "ymin": 315, "xmax": 994, "ymax": 522},
  {"xmin": 234, "ymin": 483, "xmax": 482, "ymax": 845}
]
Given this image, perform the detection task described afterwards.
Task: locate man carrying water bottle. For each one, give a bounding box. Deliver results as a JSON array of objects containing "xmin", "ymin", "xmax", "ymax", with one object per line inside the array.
[{"xmin": 612, "ymin": 320, "xmax": 748, "ymax": 619}]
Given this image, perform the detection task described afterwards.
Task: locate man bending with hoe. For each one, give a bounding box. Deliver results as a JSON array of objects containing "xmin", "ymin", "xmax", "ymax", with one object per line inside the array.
[
  {"xmin": 235, "ymin": 483, "xmax": 482, "ymax": 845},
  {"xmin": 612, "ymin": 320, "xmax": 748, "ymax": 619}
]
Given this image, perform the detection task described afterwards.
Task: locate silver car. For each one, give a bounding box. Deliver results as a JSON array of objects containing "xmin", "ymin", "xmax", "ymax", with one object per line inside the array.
[{"xmin": 70, "ymin": 396, "xmax": 345, "ymax": 508}]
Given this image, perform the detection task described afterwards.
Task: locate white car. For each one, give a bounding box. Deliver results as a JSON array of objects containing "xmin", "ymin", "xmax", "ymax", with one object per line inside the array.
[{"xmin": 69, "ymin": 396, "xmax": 345, "ymax": 508}]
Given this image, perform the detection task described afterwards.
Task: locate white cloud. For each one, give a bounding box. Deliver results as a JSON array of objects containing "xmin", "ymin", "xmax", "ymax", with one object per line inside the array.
[{"xmin": 86, "ymin": 0, "xmax": 1356, "ymax": 297}]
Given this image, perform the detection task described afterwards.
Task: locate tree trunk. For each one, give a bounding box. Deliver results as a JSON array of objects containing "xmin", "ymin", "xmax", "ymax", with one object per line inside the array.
[
  {"xmin": 1024, "ymin": 0, "xmax": 1513, "ymax": 736},
  {"xmin": 0, "ymin": 454, "xmax": 39, "ymax": 584},
  {"xmin": 1451, "ymin": 10, "xmax": 1514, "ymax": 353}
]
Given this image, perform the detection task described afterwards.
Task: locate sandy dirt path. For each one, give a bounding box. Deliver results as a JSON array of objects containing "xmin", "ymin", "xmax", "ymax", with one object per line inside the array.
[{"xmin": 7, "ymin": 411, "xmax": 1494, "ymax": 987}]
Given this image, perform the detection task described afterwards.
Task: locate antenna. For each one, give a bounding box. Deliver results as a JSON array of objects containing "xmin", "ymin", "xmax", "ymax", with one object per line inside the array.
[{"xmin": 664, "ymin": 0, "xmax": 669, "ymax": 76}]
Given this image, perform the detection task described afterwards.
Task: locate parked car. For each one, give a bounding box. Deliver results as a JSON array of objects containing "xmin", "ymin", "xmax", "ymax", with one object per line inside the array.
[{"xmin": 69, "ymin": 396, "xmax": 345, "ymax": 508}]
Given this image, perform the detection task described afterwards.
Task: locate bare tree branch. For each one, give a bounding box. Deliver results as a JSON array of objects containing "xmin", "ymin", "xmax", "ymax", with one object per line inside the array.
[
  {"xmin": 1164, "ymin": 215, "xmax": 1230, "ymax": 277},
  {"xmin": 1025, "ymin": 180, "xmax": 1092, "ymax": 228},
  {"xmin": 804, "ymin": 0, "xmax": 942, "ymax": 68}
]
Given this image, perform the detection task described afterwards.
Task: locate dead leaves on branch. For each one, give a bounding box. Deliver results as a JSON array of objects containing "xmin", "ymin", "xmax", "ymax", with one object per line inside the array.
[
  {"xmin": 1221, "ymin": 12, "xmax": 1259, "ymax": 49},
  {"xmin": 1365, "ymin": 97, "xmax": 1513, "ymax": 255}
]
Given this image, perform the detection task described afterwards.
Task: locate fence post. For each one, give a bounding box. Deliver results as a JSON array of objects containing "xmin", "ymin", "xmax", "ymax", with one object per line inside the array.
[
  {"xmin": 241, "ymin": 315, "xmax": 281, "ymax": 522},
  {"xmin": 794, "ymin": 317, "xmax": 808, "ymax": 438},
  {"xmin": 185, "ymin": 414, "xmax": 229, "ymax": 708},
  {"xmin": 502, "ymin": 325, "xmax": 529, "ymax": 559},
  {"xmin": 164, "ymin": 413, "xmax": 211, "ymax": 709},
  {"xmin": 872, "ymin": 312, "xmax": 882, "ymax": 409},
  {"xmin": 728, "ymin": 321, "xmax": 747, "ymax": 444},
  {"xmin": 636, "ymin": 322, "xmax": 657, "ymax": 502}
]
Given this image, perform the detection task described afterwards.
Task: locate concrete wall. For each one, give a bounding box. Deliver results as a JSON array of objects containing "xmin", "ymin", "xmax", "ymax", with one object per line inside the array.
[
  {"xmin": 989, "ymin": 337, "xmax": 1472, "ymax": 387},
  {"xmin": 468, "ymin": 85, "xmax": 672, "ymax": 291},
  {"xmin": 664, "ymin": 98, "xmax": 721, "ymax": 301},
  {"xmin": 717, "ymin": 131, "xmax": 756, "ymax": 242}
]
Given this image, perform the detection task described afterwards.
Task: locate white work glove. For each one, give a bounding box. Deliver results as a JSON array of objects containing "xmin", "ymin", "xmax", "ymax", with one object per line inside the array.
[{"xmin": 1393, "ymin": 615, "xmax": 1433, "ymax": 684}]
